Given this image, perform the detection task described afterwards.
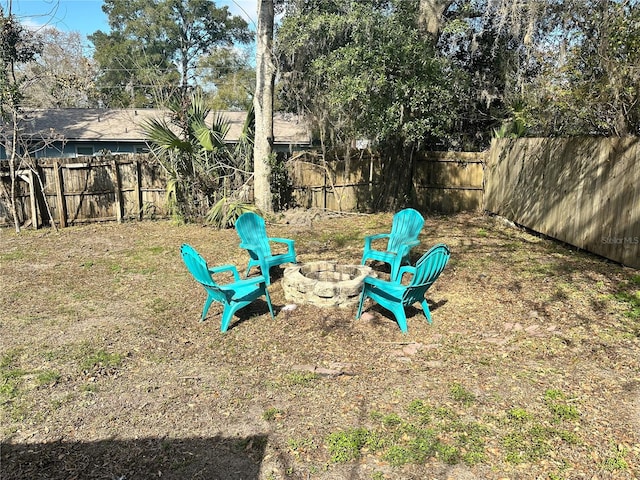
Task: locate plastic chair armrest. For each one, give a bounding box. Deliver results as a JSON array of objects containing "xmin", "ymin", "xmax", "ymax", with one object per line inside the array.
[
  {"xmin": 395, "ymin": 265, "xmax": 417, "ymax": 285},
  {"xmin": 269, "ymin": 237, "xmax": 295, "ymax": 251},
  {"xmin": 209, "ymin": 264, "xmax": 241, "ymax": 282},
  {"xmin": 364, "ymin": 275, "xmax": 406, "ymax": 296},
  {"xmin": 363, "ymin": 233, "xmax": 390, "ymax": 249}
]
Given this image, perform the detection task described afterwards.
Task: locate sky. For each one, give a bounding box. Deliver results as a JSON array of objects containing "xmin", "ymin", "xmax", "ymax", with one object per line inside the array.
[{"xmin": 4, "ymin": 0, "xmax": 259, "ymax": 51}]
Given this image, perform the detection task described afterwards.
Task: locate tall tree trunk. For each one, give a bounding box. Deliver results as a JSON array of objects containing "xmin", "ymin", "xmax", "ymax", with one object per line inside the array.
[{"xmin": 253, "ymin": 0, "xmax": 275, "ymax": 213}]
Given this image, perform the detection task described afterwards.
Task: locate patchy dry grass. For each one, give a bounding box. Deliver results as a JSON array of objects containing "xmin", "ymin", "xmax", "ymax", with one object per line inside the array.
[{"xmin": 1, "ymin": 210, "xmax": 638, "ymax": 480}]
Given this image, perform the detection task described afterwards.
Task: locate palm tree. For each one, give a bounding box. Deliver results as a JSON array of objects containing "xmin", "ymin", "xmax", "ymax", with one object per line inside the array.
[{"xmin": 143, "ymin": 89, "xmax": 256, "ymax": 225}]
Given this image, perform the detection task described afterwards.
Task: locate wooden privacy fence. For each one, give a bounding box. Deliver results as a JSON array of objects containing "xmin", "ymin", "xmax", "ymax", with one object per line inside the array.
[
  {"xmin": 3, "ymin": 140, "xmax": 637, "ymax": 270},
  {"xmin": 485, "ymin": 137, "xmax": 639, "ymax": 269},
  {"xmin": 0, "ymin": 154, "xmax": 168, "ymax": 228},
  {"xmin": 1, "ymin": 151, "xmax": 485, "ymax": 228},
  {"xmin": 289, "ymin": 151, "xmax": 485, "ymax": 213}
]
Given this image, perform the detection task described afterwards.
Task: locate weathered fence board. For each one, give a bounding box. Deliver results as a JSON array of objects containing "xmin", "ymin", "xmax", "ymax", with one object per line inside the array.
[
  {"xmin": 485, "ymin": 137, "xmax": 639, "ymax": 269},
  {"xmin": 0, "ymin": 169, "xmax": 37, "ymax": 228},
  {"xmin": 289, "ymin": 152, "xmax": 485, "ymax": 213},
  {"xmin": 1, "ymin": 154, "xmax": 169, "ymax": 228},
  {"xmin": 413, "ymin": 152, "xmax": 484, "ymax": 213},
  {"xmin": 1, "ymin": 151, "xmax": 486, "ymax": 226}
]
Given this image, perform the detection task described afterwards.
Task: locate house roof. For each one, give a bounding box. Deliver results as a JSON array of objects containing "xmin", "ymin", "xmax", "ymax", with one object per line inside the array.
[{"xmin": 12, "ymin": 108, "xmax": 312, "ymax": 147}]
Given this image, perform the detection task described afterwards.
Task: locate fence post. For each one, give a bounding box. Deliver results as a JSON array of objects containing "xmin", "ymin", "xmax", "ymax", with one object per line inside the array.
[
  {"xmin": 111, "ymin": 158, "xmax": 123, "ymax": 223},
  {"xmin": 16, "ymin": 169, "xmax": 39, "ymax": 229},
  {"xmin": 53, "ymin": 161, "xmax": 67, "ymax": 228},
  {"xmin": 135, "ymin": 159, "xmax": 143, "ymax": 221}
]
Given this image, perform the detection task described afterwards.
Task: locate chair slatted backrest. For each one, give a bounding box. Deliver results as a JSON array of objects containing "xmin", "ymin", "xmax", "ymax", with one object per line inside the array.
[
  {"xmin": 180, "ymin": 244, "xmax": 228, "ymax": 302},
  {"xmin": 387, "ymin": 208, "xmax": 425, "ymax": 253},
  {"xmin": 403, "ymin": 243, "xmax": 450, "ymax": 305},
  {"xmin": 236, "ymin": 212, "xmax": 272, "ymax": 258}
]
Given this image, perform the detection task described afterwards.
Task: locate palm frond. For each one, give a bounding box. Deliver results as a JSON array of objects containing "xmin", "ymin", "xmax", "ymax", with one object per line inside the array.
[
  {"xmin": 205, "ymin": 197, "xmax": 259, "ymax": 229},
  {"xmin": 188, "ymin": 89, "xmax": 211, "ymax": 123},
  {"xmin": 234, "ymin": 103, "xmax": 255, "ymax": 171},
  {"xmin": 209, "ymin": 111, "xmax": 231, "ymax": 147},
  {"xmin": 192, "ymin": 112, "xmax": 230, "ymax": 153},
  {"xmin": 192, "ymin": 117, "xmax": 214, "ymax": 151},
  {"xmin": 142, "ymin": 118, "xmax": 193, "ymax": 154}
]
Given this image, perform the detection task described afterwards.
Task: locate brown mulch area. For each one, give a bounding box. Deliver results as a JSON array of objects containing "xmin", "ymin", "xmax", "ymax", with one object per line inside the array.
[{"xmin": 1, "ymin": 209, "xmax": 638, "ymax": 480}]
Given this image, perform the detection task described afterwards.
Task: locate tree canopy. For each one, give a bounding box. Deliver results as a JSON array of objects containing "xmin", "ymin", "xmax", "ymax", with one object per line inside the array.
[
  {"xmin": 89, "ymin": 0, "xmax": 253, "ymax": 107},
  {"xmin": 19, "ymin": 28, "xmax": 97, "ymax": 108},
  {"xmin": 196, "ymin": 48, "xmax": 255, "ymax": 111},
  {"xmin": 0, "ymin": 8, "xmax": 42, "ymax": 115},
  {"xmin": 276, "ymin": 0, "xmax": 640, "ymax": 152},
  {"xmin": 525, "ymin": 0, "xmax": 640, "ymax": 136},
  {"xmin": 278, "ymin": 2, "xmax": 455, "ymax": 149}
]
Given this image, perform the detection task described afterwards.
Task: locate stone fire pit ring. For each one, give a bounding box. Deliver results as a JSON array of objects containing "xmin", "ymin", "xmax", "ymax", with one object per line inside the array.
[{"xmin": 282, "ymin": 261, "xmax": 372, "ymax": 308}]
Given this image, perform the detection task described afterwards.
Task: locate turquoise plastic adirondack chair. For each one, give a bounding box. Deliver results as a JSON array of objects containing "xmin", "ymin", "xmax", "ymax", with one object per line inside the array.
[
  {"xmin": 180, "ymin": 244, "xmax": 275, "ymax": 332},
  {"xmin": 356, "ymin": 243, "xmax": 450, "ymax": 333},
  {"xmin": 235, "ymin": 212, "xmax": 297, "ymax": 285},
  {"xmin": 361, "ymin": 208, "xmax": 425, "ymax": 281}
]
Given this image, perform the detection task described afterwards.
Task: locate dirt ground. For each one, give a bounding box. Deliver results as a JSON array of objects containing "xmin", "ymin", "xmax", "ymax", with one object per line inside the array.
[{"xmin": 1, "ymin": 210, "xmax": 638, "ymax": 480}]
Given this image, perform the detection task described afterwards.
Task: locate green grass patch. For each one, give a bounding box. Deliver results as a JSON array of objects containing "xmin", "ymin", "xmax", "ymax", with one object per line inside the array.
[
  {"xmin": 381, "ymin": 412, "xmax": 403, "ymax": 427},
  {"xmin": 602, "ymin": 444, "xmax": 629, "ymax": 471},
  {"xmin": 149, "ymin": 297, "xmax": 174, "ymax": 315},
  {"xmin": 507, "ymin": 407, "xmax": 533, "ymax": 422},
  {"xmin": 319, "ymin": 230, "xmax": 362, "ymax": 248},
  {"xmin": 433, "ymin": 406, "xmax": 458, "ymax": 420},
  {"xmin": 1, "ymin": 349, "xmax": 20, "ymax": 369},
  {"xmin": 146, "ymin": 246, "xmax": 167, "ymax": 255},
  {"xmin": 0, "ymin": 350, "xmax": 27, "ymax": 402},
  {"xmin": 36, "ymin": 370, "xmax": 61, "ymax": 386},
  {"xmin": 503, "ymin": 424, "xmax": 579, "ymax": 464},
  {"xmin": 613, "ymin": 276, "xmax": 640, "ymax": 320},
  {"xmin": 543, "ymin": 389, "xmax": 580, "ymax": 422},
  {"xmin": 599, "ymin": 275, "xmax": 640, "ymax": 327},
  {"xmin": 262, "ymin": 407, "xmax": 283, "ymax": 421},
  {"xmin": 326, "ymin": 388, "xmax": 584, "ymax": 469},
  {"xmin": 0, "ymin": 249, "xmax": 27, "ymax": 261},
  {"xmin": 120, "ymin": 246, "xmax": 169, "ymax": 274},
  {"xmin": 283, "ymin": 371, "xmax": 319, "ymax": 387},
  {"xmin": 327, "ymin": 428, "xmax": 381, "ymax": 463},
  {"xmin": 327, "ymin": 399, "xmax": 487, "ymax": 467},
  {"xmin": 1, "ymin": 349, "xmax": 64, "ymax": 405},
  {"xmin": 0, "ymin": 378, "xmax": 21, "ymax": 400},
  {"xmin": 501, "ymin": 241, "xmax": 524, "ymax": 251},
  {"xmin": 406, "ymin": 399, "xmax": 432, "ymax": 424},
  {"xmin": 109, "ymin": 263, "xmax": 123, "ymax": 274},
  {"xmin": 287, "ymin": 437, "xmax": 316, "ymax": 457},
  {"xmin": 81, "ymin": 383, "xmax": 99, "ymax": 393},
  {"xmin": 78, "ymin": 349, "xmax": 125, "ymax": 372},
  {"xmin": 450, "ymin": 383, "xmax": 475, "ymax": 406},
  {"xmin": 501, "ymin": 390, "xmax": 581, "ymax": 464}
]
